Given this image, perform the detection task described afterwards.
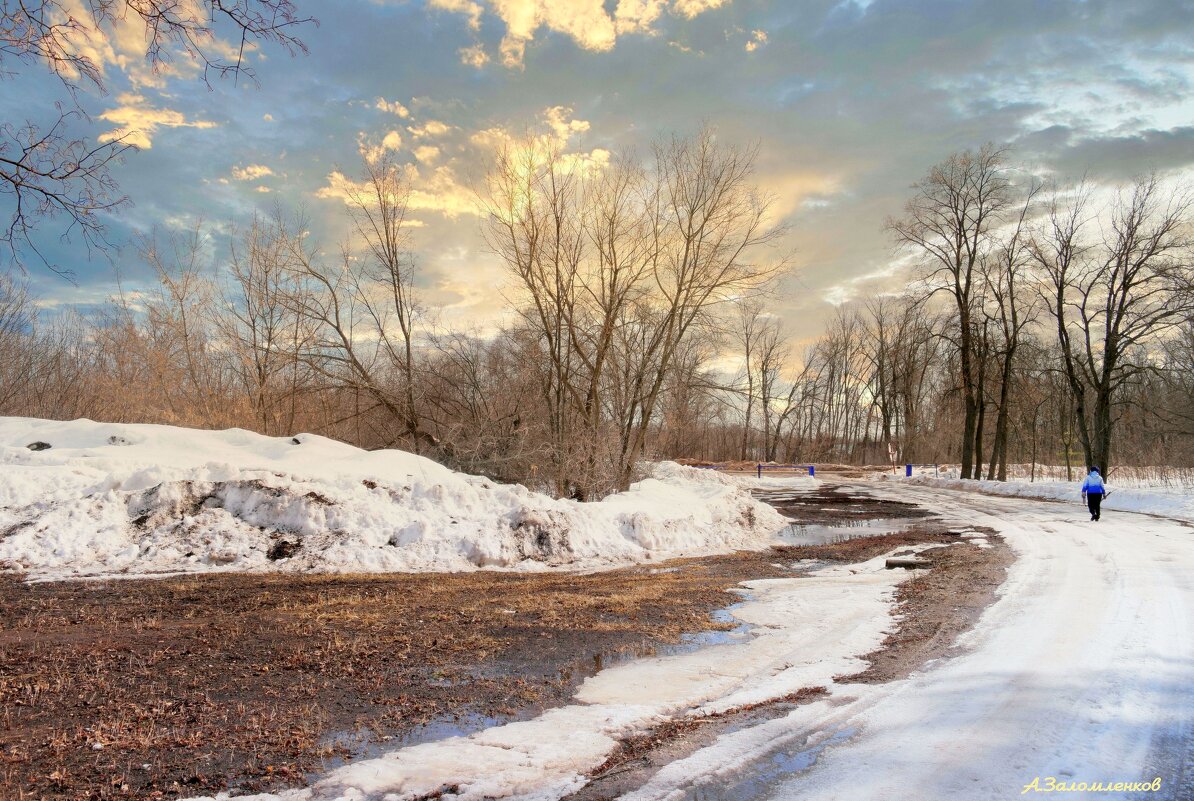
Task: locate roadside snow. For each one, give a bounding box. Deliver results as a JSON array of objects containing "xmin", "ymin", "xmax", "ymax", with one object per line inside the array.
[
  {"xmin": 896, "ymin": 474, "xmax": 1194, "ymax": 523},
  {"xmin": 0, "ymin": 417, "xmax": 788, "ymax": 581},
  {"xmin": 183, "ymin": 547, "xmax": 928, "ymax": 801},
  {"xmin": 621, "ymin": 483, "xmax": 1194, "ymax": 801}
]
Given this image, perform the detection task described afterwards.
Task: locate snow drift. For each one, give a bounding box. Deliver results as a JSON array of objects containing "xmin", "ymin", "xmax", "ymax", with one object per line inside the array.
[{"xmin": 0, "ymin": 418, "xmax": 790, "ymax": 581}]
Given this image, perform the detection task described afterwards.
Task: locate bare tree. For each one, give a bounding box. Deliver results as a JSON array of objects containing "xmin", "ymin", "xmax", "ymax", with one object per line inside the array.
[
  {"xmin": 342, "ymin": 153, "xmax": 425, "ymax": 452},
  {"xmin": 215, "ymin": 210, "xmax": 317, "ymax": 434},
  {"xmin": 613, "ymin": 131, "xmax": 783, "ymax": 489},
  {"xmin": 890, "ymin": 144, "xmax": 1013, "ymax": 478},
  {"xmin": 482, "ymin": 139, "xmax": 587, "ymax": 494},
  {"xmin": 1, "ymin": 1, "xmax": 314, "ymax": 271},
  {"xmin": 0, "ymin": 272, "xmax": 36, "ymax": 409},
  {"xmin": 732, "ymin": 300, "xmax": 763, "ymax": 460},
  {"xmin": 981, "ymin": 183, "xmax": 1039, "ymax": 480},
  {"xmin": 1034, "ymin": 176, "xmax": 1194, "ymax": 473},
  {"xmin": 755, "ymin": 314, "xmax": 787, "ymax": 462}
]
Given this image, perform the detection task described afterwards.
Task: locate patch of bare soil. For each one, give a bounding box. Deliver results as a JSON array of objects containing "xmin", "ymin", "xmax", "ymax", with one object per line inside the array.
[
  {"xmin": 841, "ymin": 525, "xmax": 1011, "ymax": 684},
  {"xmin": 1, "ymin": 559, "xmax": 782, "ymax": 800}
]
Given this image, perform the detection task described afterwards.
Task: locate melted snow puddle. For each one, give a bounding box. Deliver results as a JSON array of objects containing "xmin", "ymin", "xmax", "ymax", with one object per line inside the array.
[
  {"xmin": 678, "ymin": 725, "xmax": 860, "ymax": 801},
  {"xmin": 776, "ymin": 518, "xmax": 912, "ymax": 546},
  {"xmin": 307, "ymin": 606, "xmax": 756, "ymax": 777},
  {"xmin": 308, "ymin": 713, "xmax": 506, "ymax": 779}
]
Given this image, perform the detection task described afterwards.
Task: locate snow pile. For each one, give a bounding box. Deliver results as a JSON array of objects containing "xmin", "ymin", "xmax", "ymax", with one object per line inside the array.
[
  {"xmin": 0, "ymin": 417, "xmax": 787, "ymax": 581},
  {"xmin": 895, "ymin": 474, "xmax": 1194, "ymax": 522}
]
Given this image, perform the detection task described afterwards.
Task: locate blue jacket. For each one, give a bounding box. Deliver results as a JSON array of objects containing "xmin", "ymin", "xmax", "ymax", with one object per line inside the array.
[{"xmin": 1081, "ymin": 472, "xmax": 1105, "ymax": 495}]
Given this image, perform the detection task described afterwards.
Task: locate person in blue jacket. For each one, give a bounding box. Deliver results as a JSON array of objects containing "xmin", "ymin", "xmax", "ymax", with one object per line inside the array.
[{"xmin": 1081, "ymin": 467, "xmax": 1106, "ymax": 521}]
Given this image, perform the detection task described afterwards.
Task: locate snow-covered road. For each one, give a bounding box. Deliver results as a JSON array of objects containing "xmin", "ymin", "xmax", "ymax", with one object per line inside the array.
[{"xmin": 631, "ymin": 484, "xmax": 1194, "ymax": 801}]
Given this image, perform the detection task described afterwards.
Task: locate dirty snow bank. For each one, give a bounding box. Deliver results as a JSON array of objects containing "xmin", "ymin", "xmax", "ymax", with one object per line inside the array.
[
  {"xmin": 0, "ymin": 418, "xmax": 787, "ymax": 581},
  {"xmin": 893, "ymin": 474, "xmax": 1194, "ymax": 522}
]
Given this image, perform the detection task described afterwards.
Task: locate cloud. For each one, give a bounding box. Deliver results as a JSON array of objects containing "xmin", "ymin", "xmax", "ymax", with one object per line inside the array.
[
  {"xmin": 357, "ymin": 130, "xmax": 405, "ymax": 163},
  {"xmin": 459, "ymin": 44, "xmax": 490, "ymax": 68},
  {"xmin": 383, "ymin": 130, "xmax": 404, "ymax": 150},
  {"xmin": 1018, "ymin": 125, "xmax": 1194, "ymax": 182},
  {"xmin": 46, "ymin": 0, "xmax": 260, "ymax": 90},
  {"xmin": 231, "ymin": 164, "xmax": 274, "ymax": 181},
  {"xmin": 255, "ymin": 185, "xmax": 273, "ymax": 193},
  {"xmin": 470, "ymin": 105, "xmax": 596, "ymax": 153},
  {"xmin": 672, "ymin": 0, "xmax": 729, "ymax": 19},
  {"xmin": 544, "ymin": 105, "xmax": 590, "ymax": 140},
  {"xmin": 428, "ymin": 0, "xmax": 733, "ymax": 66},
  {"xmin": 376, "ymin": 97, "xmax": 411, "ymax": 118},
  {"xmin": 409, "ymin": 120, "xmax": 454, "ymax": 139},
  {"xmin": 745, "ymin": 29, "xmax": 767, "ymax": 52},
  {"xmin": 428, "ymin": 0, "xmax": 485, "ymax": 30},
  {"xmin": 615, "ymin": 0, "xmax": 669, "ymax": 34},
  {"xmin": 319, "ymin": 106, "xmax": 605, "ymax": 223},
  {"xmin": 97, "ymin": 93, "xmax": 218, "ymax": 149},
  {"xmin": 414, "ymin": 145, "xmax": 442, "ymax": 163},
  {"xmin": 316, "ymin": 164, "xmax": 479, "ymax": 218}
]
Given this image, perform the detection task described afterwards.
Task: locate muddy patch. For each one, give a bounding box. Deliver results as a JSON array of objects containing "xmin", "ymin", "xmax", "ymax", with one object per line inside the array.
[
  {"xmin": 756, "ymin": 484, "xmax": 931, "ymax": 526},
  {"xmin": 0, "ymin": 552, "xmax": 795, "ymax": 800},
  {"xmin": 564, "ymin": 524, "xmax": 1010, "ymax": 800}
]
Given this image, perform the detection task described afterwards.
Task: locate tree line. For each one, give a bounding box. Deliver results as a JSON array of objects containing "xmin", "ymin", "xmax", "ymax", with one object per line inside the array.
[{"xmin": 2, "ymin": 139, "xmax": 1193, "ymax": 497}]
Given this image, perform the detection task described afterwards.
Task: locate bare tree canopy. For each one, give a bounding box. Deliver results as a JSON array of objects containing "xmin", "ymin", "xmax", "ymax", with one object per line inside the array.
[
  {"xmin": 0, "ymin": 0, "xmax": 315, "ymax": 274},
  {"xmin": 890, "ymin": 144, "xmax": 1014, "ymax": 479},
  {"xmin": 482, "ymin": 128, "xmax": 784, "ymax": 496},
  {"xmin": 1034, "ymin": 175, "xmax": 1194, "ymax": 473}
]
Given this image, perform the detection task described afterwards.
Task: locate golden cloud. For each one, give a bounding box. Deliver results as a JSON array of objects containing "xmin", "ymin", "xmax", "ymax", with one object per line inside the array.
[
  {"xmin": 376, "ymin": 97, "xmax": 411, "ymax": 118},
  {"xmin": 672, "ymin": 0, "xmax": 730, "ymax": 18},
  {"xmin": 232, "ymin": 164, "xmax": 274, "ymax": 181},
  {"xmin": 427, "ymin": 0, "xmax": 732, "ymax": 66},
  {"xmin": 459, "ymin": 44, "xmax": 490, "ymax": 68},
  {"xmin": 409, "ymin": 120, "xmax": 454, "ymax": 139},
  {"xmin": 745, "ymin": 29, "xmax": 767, "ymax": 52},
  {"xmin": 316, "ymin": 165, "xmax": 479, "ymax": 219},
  {"xmin": 414, "ymin": 145, "xmax": 442, "ymax": 163},
  {"xmin": 97, "ymin": 93, "xmax": 217, "ymax": 149},
  {"xmin": 428, "ymin": 0, "xmax": 485, "ymax": 30}
]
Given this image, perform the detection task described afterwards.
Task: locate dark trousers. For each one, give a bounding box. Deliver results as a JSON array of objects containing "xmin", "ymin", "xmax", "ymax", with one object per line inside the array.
[{"xmin": 1087, "ymin": 493, "xmax": 1103, "ymax": 520}]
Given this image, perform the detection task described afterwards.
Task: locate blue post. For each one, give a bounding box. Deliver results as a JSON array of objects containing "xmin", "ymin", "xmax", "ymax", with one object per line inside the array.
[
  {"xmin": 757, "ymin": 463, "xmax": 762, "ymax": 479},
  {"xmin": 906, "ymin": 464, "xmax": 913, "ymax": 477},
  {"xmin": 808, "ymin": 465, "xmax": 815, "ymax": 477}
]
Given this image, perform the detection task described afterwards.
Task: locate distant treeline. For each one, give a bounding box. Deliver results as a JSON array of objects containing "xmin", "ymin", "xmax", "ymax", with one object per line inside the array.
[{"xmin": 3, "ymin": 138, "xmax": 1193, "ymax": 496}]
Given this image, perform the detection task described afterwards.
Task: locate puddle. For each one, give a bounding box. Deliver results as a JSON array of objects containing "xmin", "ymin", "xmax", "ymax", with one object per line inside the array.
[
  {"xmin": 776, "ymin": 518, "xmax": 911, "ymax": 546},
  {"xmin": 683, "ymin": 725, "xmax": 859, "ymax": 800},
  {"xmin": 308, "ymin": 601, "xmax": 759, "ymax": 781},
  {"xmin": 312, "ymin": 711, "xmax": 507, "ymax": 775},
  {"xmin": 563, "ymin": 601, "xmax": 756, "ymax": 681}
]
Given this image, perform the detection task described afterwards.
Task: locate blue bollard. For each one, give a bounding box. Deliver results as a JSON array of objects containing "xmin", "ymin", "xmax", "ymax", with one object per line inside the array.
[
  {"xmin": 808, "ymin": 465, "xmax": 815, "ymax": 477},
  {"xmin": 906, "ymin": 464, "xmax": 913, "ymax": 477},
  {"xmin": 757, "ymin": 464, "xmax": 762, "ymax": 479}
]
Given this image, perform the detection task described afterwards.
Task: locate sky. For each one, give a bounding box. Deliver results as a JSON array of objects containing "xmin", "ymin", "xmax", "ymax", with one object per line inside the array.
[{"xmin": 5, "ymin": 0, "xmax": 1194, "ymax": 344}]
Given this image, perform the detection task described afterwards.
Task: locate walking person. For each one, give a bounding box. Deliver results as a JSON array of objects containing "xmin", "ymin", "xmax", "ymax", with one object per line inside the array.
[{"xmin": 1081, "ymin": 467, "xmax": 1106, "ymax": 521}]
